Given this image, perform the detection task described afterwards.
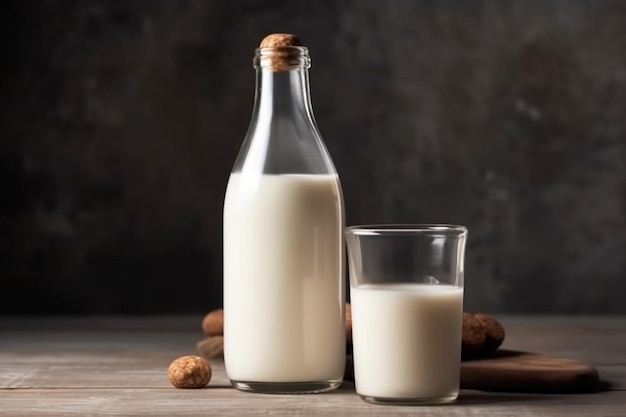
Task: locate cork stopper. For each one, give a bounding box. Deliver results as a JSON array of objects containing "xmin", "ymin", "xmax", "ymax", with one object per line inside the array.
[
  {"xmin": 259, "ymin": 33, "xmax": 304, "ymax": 48},
  {"xmin": 255, "ymin": 33, "xmax": 309, "ymax": 71}
]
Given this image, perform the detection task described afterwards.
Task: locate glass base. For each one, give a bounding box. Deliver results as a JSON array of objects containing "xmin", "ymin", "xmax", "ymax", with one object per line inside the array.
[
  {"xmin": 232, "ymin": 379, "xmax": 342, "ymax": 394},
  {"xmin": 359, "ymin": 393, "xmax": 458, "ymax": 406}
]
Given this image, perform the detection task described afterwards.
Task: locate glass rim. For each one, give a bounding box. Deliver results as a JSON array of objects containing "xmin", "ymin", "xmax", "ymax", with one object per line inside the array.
[{"xmin": 345, "ymin": 224, "xmax": 467, "ymax": 237}]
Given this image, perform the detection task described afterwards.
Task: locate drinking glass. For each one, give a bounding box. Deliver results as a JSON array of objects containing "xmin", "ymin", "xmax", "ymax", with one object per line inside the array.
[{"xmin": 345, "ymin": 224, "xmax": 467, "ymax": 405}]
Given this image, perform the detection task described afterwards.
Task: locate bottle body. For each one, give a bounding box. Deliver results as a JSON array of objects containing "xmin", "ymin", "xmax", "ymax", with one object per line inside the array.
[
  {"xmin": 223, "ymin": 44, "xmax": 345, "ymax": 393},
  {"xmin": 223, "ymin": 173, "xmax": 345, "ymax": 388}
]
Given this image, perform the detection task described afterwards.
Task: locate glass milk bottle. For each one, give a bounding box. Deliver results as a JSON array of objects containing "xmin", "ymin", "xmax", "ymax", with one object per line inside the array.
[{"xmin": 223, "ymin": 33, "xmax": 345, "ymax": 393}]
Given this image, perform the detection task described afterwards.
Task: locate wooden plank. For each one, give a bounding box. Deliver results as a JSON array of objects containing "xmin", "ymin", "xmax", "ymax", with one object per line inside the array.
[
  {"xmin": 498, "ymin": 317, "xmax": 626, "ymax": 365},
  {"xmin": 0, "ymin": 331, "xmax": 206, "ymax": 389},
  {"xmin": 2, "ymin": 352, "xmax": 622, "ymax": 392},
  {"xmin": 0, "ymin": 357, "xmax": 231, "ymax": 389},
  {"xmin": 2, "ymin": 316, "xmax": 625, "ymax": 364},
  {"xmin": 2, "ymin": 315, "xmax": 625, "ymax": 365},
  {"xmin": 0, "ymin": 316, "xmax": 201, "ymax": 332},
  {"xmin": 1, "ymin": 317, "xmax": 625, "ymax": 416},
  {"xmin": 0, "ymin": 388, "xmax": 624, "ymax": 416},
  {"xmin": 598, "ymin": 366, "xmax": 626, "ymax": 391}
]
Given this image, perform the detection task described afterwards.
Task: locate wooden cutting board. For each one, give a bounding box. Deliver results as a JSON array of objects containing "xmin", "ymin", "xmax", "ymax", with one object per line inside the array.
[
  {"xmin": 345, "ymin": 350, "xmax": 601, "ymax": 393},
  {"xmin": 460, "ymin": 350, "xmax": 601, "ymax": 393}
]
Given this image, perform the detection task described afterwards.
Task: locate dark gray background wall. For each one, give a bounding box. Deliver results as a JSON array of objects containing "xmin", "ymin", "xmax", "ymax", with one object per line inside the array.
[{"xmin": 1, "ymin": 0, "xmax": 625, "ymax": 315}]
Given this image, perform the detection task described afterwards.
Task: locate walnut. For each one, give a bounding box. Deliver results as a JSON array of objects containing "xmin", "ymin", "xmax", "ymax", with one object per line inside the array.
[
  {"xmin": 474, "ymin": 313, "xmax": 506, "ymax": 351},
  {"xmin": 462, "ymin": 312, "xmax": 506, "ymax": 356},
  {"xmin": 202, "ymin": 309, "xmax": 224, "ymax": 335},
  {"xmin": 167, "ymin": 355, "xmax": 211, "ymax": 388},
  {"xmin": 197, "ymin": 336, "xmax": 224, "ymax": 358}
]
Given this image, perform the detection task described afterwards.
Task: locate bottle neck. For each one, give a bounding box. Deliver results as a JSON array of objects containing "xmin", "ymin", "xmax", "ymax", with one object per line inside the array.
[
  {"xmin": 253, "ymin": 68, "xmax": 314, "ymax": 124},
  {"xmin": 232, "ymin": 45, "xmax": 336, "ymax": 176}
]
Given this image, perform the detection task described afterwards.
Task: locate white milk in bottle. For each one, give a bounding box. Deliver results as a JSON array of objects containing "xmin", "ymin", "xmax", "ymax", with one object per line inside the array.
[{"xmin": 223, "ymin": 33, "xmax": 345, "ymax": 393}]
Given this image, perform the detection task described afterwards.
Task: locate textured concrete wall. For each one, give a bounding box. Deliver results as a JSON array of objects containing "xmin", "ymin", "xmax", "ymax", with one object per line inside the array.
[{"xmin": 1, "ymin": 0, "xmax": 625, "ymax": 314}]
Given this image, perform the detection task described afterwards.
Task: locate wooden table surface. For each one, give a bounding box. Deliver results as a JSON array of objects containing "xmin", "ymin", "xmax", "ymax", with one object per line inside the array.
[{"xmin": 1, "ymin": 316, "xmax": 624, "ymax": 416}]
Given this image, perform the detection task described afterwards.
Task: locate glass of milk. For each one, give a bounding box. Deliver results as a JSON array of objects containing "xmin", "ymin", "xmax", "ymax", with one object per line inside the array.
[{"xmin": 345, "ymin": 224, "xmax": 467, "ymax": 405}]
